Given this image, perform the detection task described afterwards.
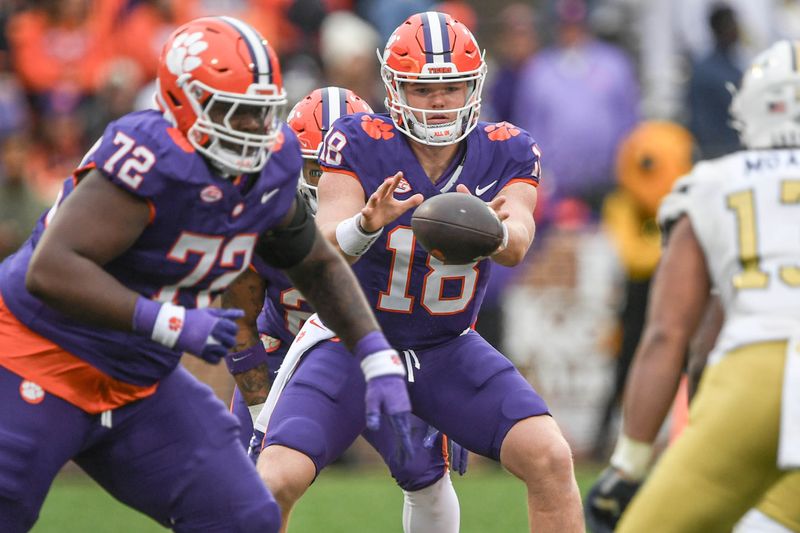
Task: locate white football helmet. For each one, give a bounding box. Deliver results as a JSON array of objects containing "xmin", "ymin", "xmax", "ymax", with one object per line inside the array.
[{"xmin": 730, "ymin": 40, "xmax": 800, "ymax": 149}]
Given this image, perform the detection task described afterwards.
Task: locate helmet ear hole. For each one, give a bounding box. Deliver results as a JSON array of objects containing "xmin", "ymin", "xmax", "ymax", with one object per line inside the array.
[{"xmin": 166, "ymin": 90, "xmax": 181, "ymax": 107}]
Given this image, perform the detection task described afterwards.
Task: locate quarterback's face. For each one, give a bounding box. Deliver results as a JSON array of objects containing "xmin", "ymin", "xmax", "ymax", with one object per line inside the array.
[{"xmin": 403, "ymin": 81, "xmax": 468, "ymax": 123}]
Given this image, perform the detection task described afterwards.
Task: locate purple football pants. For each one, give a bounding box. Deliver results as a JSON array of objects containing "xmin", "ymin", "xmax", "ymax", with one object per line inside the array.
[
  {"xmin": 230, "ymin": 347, "xmax": 448, "ymax": 491},
  {"xmin": 265, "ymin": 330, "xmax": 548, "ymax": 483},
  {"xmin": 0, "ymin": 364, "xmax": 280, "ymax": 533}
]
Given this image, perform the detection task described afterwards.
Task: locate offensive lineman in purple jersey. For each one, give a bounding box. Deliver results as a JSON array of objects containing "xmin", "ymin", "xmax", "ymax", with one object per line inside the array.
[
  {"xmin": 224, "ymin": 87, "xmax": 466, "ymax": 532},
  {"xmin": 0, "ymin": 17, "xmax": 412, "ymax": 532},
  {"xmin": 257, "ymin": 12, "xmax": 584, "ymax": 532}
]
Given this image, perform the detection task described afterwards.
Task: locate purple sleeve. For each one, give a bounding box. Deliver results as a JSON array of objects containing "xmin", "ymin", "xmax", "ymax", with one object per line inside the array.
[
  {"xmin": 317, "ymin": 113, "xmax": 370, "ymax": 179},
  {"xmin": 503, "ymin": 129, "xmax": 542, "ymax": 187},
  {"xmin": 88, "ymin": 119, "xmax": 168, "ymax": 200}
]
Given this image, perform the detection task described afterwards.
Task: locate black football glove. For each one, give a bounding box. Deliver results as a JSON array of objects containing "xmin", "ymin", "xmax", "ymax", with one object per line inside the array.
[{"xmin": 584, "ymin": 466, "xmax": 642, "ymax": 533}]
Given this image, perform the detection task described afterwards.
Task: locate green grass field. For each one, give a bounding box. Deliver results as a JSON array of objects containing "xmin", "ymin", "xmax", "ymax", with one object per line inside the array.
[{"xmin": 31, "ymin": 462, "xmax": 602, "ymax": 532}]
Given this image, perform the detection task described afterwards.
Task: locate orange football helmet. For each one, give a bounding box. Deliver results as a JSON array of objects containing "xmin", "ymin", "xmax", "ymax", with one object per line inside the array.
[
  {"xmin": 287, "ymin": 87, "xmax": 373, "ymax": 211},
  {"xmin": 156, "ymin": 16, "xmax": 287, "ymax": 176},
  {"xmin": 378, "ymin": 11, "xmax": 486, "ymax": 145}
]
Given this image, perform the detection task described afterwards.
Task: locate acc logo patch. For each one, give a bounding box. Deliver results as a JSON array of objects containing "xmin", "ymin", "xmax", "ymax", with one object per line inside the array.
[
  {"xmin": 394, "ymin": 177, "xmax": 412, "ymax": 193},
  {"xmin": 361, "ymin": 116, "xmax": 395, "ymax": 140},
  {"xmin": 260, "ymin": 334, "xmax": 282, "ymax": 353},
  {"xmin": 200, "ymin": 185, "xmax": 223, "ymax": 203},
  {"xmin": 20, "ymin": 380, "xmax": 45, "ymax": 404},
  {"xmin": 485, "ymin": 122, "xmax": 520, "ymax": 141}
]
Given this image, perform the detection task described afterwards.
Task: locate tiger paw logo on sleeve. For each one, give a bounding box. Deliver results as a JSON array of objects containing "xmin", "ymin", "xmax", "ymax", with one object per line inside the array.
[
  {"xmin": 361, "ymin": 116, "xmax": 395, "ymax": 140},
  {"xmin": 485, "ymin": 122, "xmax": 520, "ymax": 142}
]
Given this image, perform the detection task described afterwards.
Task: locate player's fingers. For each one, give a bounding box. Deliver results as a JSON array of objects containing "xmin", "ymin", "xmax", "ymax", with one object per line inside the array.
[
  {"xmin": 488, "ymin": 196, "xmax": 507, "ymax": 211},
  {"xmin": 380, "ymin": 175, "xmax": 400, "ymax": 201},
  {"xmin": 496, "ymin": 210, "xmax": 511, "ymax": 221},
  {"xmin": 399, "ymin": 194, "xmax": 424, "ymax": 209},
  {"xmin": 456, "ymin": 184, "xmax": 471, "ymax": 194}
]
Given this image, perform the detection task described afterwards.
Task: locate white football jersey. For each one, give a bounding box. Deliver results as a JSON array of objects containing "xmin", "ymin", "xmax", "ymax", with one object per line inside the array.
[{"xmin": 658, "ymin": 149, "xmax": 800, "ymax": 362}]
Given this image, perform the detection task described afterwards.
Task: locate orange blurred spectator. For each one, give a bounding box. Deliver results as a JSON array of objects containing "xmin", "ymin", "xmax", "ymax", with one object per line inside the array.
[
  {"xmin": 433, "ymin": 1, "xmax": 477, "ymax": 32},
  {"xmin": 114, "ymin": 0, "xmax": 195, "ymax": 81},
  {"xmin": 7, "ymin": 0, "xmax": 120, "ymax": 96}
]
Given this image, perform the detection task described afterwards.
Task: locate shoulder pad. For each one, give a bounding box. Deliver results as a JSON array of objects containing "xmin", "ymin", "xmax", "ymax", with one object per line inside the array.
[{"xmin": 657, "ymin": 161, "xmax": 717, "ymax": 238}]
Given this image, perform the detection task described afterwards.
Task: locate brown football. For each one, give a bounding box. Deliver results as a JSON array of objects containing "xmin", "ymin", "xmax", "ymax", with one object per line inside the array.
[{"xmin": 411, "ymin": 193, "xmax": 504, "ymax": 264}]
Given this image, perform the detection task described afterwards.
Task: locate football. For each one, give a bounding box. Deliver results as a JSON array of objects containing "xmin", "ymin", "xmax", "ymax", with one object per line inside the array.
[{"xmin": 411, "ymin": 192, "xmax": 504, "ymax": 264}]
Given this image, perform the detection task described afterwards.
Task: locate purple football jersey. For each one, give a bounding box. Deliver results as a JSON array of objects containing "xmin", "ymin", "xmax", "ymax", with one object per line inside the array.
[
  {"xmin": 319, "ymin": 114, "xmax": 540, "ymax": 349},
  {"xmin": 0, "ymin": 109, "xmax": 302, "ymax": 385},
  {"xmin": 250, "ymin": 257, "xmax": 313, "ymax": 350}
]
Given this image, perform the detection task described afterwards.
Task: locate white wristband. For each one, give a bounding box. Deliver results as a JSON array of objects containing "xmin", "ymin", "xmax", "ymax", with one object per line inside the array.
[
  {"xmin": 360, "ymin": 349, "xmax": 405, "ymax": 381},
  {"xmin": 336, "ymin": 213, "xmax": 383, "ymax": 256},
  {"xmin": 152, "ymin": 302, "xmax": 185, "ymax": 348},
  {"xmin": 499, "ymin": 221, "xmax": 509, "ymax": 251},
  {"xmin": 610, "ymin": 434, "xmax": 654, "ymax": 481}
]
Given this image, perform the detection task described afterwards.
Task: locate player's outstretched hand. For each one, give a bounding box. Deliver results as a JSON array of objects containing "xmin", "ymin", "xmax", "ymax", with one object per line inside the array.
[
  {"xmin": 179, "ymin": 308, "xmax": 245, "ymax": 363},
  {"xmin": 584, "ymin": 466, "xmax": 641, "ymax": 533},
  {"xmin": 365, "ymin": 375, "xmax": 414, "ymax": 463},
  {"xmin": 247, "ymin": 429, "xmax": 265, "ymax": 464},
  {"xmin": 455, "ymin": 183, "xmax": 509, "ymax": 222},
  {"xmin": 356, "ymin": 331, "xmax": 414, "ymax": 464},
  {"xmin": 360, "ymin": 172, "xmax": 424, "ymax": 232},
  {"xmin": 132, "ymin": 297, "xmax": 244, "ymax": 364},
  {"xmin": 423, "ymin": 427, "xmax": 468, "ymax": 475}
]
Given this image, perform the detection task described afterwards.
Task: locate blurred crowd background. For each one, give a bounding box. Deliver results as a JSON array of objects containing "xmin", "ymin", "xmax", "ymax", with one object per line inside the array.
[{"xmin": 1, "ymin": 0, "xmax": 798, "ymax": 461}]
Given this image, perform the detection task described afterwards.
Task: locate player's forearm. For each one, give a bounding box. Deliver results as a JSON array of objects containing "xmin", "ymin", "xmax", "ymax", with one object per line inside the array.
[
  {"xmin": 233, "ymin": 366, "xmax": 271, "ymax": 405},
  {"xmin": 26, "ymin": 249, "xmax": 139, "ymax": 331},
  {"xmin": 221, "ymin": 269, "xmax": 266, "ymax": 351},
  {"xmin": 492, "ymin": 218, "xmax": 534, "ymax": 266},
  {"xmin": 285, "ymin": 234, "xmax": 380, "ymax": 350},
  {"xmin": 621, "ymin": 327, "xmax": 687, "ymax": 443},
  {"xmin": 318, "ymin": 220, "xmax": 360, "ymax": 265}
]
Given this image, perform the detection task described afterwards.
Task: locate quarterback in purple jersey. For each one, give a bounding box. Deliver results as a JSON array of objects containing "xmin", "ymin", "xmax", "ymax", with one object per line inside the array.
[
  {"xmin": 0, "ymin": 17, "xmax": 411, "ymax": 532},
  {"xmin": 258, "ymin": 12, "xmax": 584, "ymax": 533},
  {"xmin": 225, "ymin": 87, "xmax": 466, "ymax": 532}
]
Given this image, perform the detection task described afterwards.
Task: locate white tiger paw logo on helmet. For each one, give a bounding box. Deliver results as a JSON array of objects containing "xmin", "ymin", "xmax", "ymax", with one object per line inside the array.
[{"xmin": 166, "ymin": 31, "xmax": 209, "ymax": 76}]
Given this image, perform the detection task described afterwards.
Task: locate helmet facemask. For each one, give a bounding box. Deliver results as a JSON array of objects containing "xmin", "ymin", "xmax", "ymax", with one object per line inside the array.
[
  {"xmin": 183, "ymin": 78, "xmax": 287, "ymax": 176},
  {"xmin": 729, "ymin": 40, "xmax": 800, "ymax": 150},
  {"xmin": 381, "ymin": 55, "xmax": 486, "ymax": 146},
  {"xmin": 298, "ymin": 153, "xmax": 321, "ymax": 214}
]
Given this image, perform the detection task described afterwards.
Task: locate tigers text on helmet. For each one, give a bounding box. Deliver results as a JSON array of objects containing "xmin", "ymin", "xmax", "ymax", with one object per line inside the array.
[
  {"xmin": 287, "ymin": 87, "xmax": 373, "ymax": 212},
  {"xmin": 378, "ymin": 11, "xmax": 486, "ymax": 146},
  {"xmin": 730, "ymin": 40, "xmax": 800, "ymax": 149},
  {"xmin": 156, "ymin": 16, "xmax": 287, "ymax": 176}
]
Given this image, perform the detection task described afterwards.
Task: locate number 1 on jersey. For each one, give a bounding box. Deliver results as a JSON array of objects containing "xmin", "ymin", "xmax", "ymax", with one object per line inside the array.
[
  {"xmin": 378, "ymin": 227, "xmax": 478, "ymax": 315},
  {"xmin": 727, "ymin": 180, "xmax": 800, "ymax": 290}
]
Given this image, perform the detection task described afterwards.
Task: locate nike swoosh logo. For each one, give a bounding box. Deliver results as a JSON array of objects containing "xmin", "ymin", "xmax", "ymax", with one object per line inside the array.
[
  {"xmin": 475, "ymin": 180, "xmax": 497, "ymax": 197},
  {"xmin": 230, "ymin": 353, "xmax": 251, "ymax": 362},
  {"xmin": 261, "ymin": 189, "xmax": 279, "ymax": 204}
]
